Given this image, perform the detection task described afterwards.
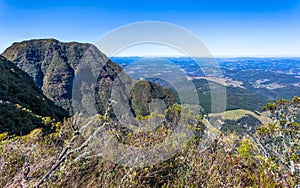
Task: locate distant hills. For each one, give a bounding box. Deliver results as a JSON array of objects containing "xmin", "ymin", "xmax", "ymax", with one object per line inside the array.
[
  {"xmin": 1, "ymin": 39, "xmax": 298, "ymax": 187},
  {"xmin": 1, "ymin": 39, "xmax": 298, "ymax": 134},
  {"xmin": 112, "ymin": 57, "xmax": 300, "ymax": 112}
]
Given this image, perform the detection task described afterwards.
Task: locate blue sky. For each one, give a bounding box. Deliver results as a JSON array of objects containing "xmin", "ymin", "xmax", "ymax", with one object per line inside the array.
[{"xmin": 1, "ymin": 0, "xmax": 300, "ymax": 56}]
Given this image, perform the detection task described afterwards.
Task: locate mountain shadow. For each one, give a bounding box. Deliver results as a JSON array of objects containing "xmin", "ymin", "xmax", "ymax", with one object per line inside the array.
[{"xmin": 0, "ymin": 55, "xmax": 68, "ymax": 135}]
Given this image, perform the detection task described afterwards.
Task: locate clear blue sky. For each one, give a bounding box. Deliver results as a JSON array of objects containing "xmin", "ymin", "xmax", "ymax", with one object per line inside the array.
[{"xmin": 1, "ymin": 0, "xmax": 300, "ymax": 56}]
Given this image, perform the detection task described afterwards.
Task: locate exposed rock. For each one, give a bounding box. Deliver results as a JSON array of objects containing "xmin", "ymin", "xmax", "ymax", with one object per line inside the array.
[{"xmin": 2, "ymin": 39, "xmax": 176, "ymax": 116}]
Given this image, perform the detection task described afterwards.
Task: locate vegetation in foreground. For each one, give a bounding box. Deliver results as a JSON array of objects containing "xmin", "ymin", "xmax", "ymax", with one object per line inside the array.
[{"xmin": 0, "ymin": 97, "xmax": 299, "ymax": 187}]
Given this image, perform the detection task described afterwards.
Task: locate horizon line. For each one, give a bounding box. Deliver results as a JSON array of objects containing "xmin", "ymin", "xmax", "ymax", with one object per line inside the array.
[{"xmin": 110, "ymin": 55, "xmax": 300, "ymax": 58}]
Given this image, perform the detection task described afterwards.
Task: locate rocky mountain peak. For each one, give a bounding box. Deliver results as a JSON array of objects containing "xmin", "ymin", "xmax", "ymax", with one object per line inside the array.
[{"xmin": 2, "ymin": 39, "xmax": 176, "ymax": 116}]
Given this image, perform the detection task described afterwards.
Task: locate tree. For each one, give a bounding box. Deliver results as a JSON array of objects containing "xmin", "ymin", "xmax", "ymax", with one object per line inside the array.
[
  {"xmin": 34, "ymin": 100, "xmax": 115, "ymax": 187},
  {"xmin": 253, "ymin": 96, "xmax": 300, "ymax": 178}
]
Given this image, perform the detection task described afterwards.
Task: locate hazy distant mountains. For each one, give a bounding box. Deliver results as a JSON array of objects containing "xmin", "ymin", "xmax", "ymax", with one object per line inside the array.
[
  {"xmin": 1, "ymin": 39, "xmax": 298, "ymax": 188},
  {"xmin": 2, "ymin": 39, "xmax": 300, "ymax": 122},
  {"xmin": 218, "ymin": 58, "xmax": 300, "ymax": 99},
  {"xmin": 112, "ymin": 57, "xmax": 300, "ymax": 112}
]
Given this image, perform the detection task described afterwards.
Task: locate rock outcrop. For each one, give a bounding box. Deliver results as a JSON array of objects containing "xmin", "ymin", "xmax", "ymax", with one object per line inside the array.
[{"xmin": 2, "ymin": 39, "xmax": 176, "ymax": 117}]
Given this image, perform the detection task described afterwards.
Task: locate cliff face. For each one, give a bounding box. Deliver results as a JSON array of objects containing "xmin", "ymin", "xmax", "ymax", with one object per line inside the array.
[
  {"xmin": 2, "ymin": 39, "xmax": 176, "ymax": 116},
  {"xmin": 2, "ymin": 39, "xmax": 97, "ymax": 113}
]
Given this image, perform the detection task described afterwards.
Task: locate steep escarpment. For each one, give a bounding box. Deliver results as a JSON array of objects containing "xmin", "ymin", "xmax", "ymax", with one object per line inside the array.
[
  {"xmin": 2, "ymin": 39, "xmax": 97, "ymax": 112},
  {"xmin": 0, "ymin": 55, "xmax": 67, "ymax": 135},
  {"xmin": 2, "ymin": 39, "xmax": 176, "ymax": 116}
]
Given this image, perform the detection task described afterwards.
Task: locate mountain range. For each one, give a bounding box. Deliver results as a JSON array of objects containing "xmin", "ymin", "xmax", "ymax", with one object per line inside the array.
[
  {"xmin": 2, "ymin": 39, "xmax": 298, "ymax": 135},
  {"xmin": 0, "ymin": 39, "xmax": 299, "ymax": 187},
  {"xmin": 0, "ymin": 39, "xmax": 176, "ymax": 135},
  {"xmin": 2, "ymin": 39, "xmax": 176, "ymax": 115},
  {"xmin": 112, "ymin": 56, "xmax": 300, "ymax": 112}
]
